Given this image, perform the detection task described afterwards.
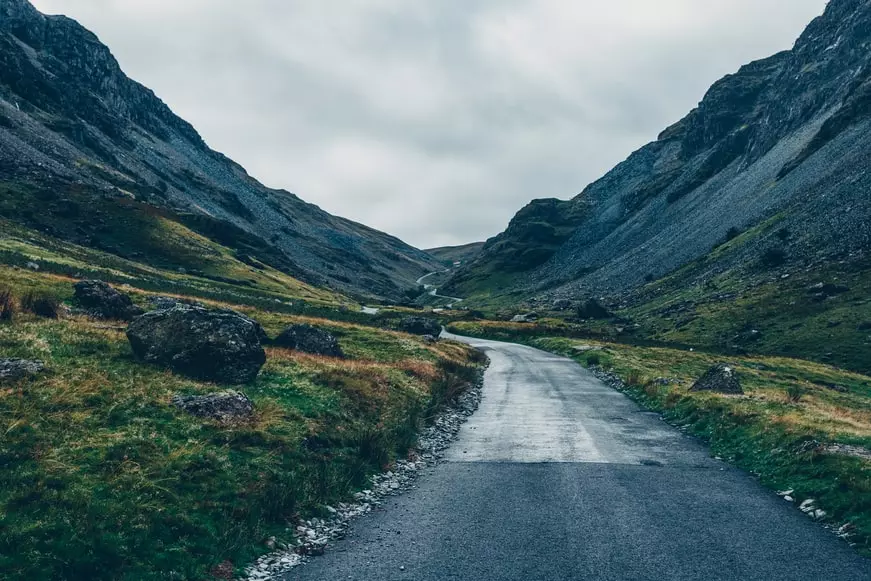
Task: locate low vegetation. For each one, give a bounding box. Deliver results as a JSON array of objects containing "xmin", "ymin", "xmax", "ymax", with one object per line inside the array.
[
  {"xmin": 0, "ymin": 272, "xmax": 483, "ymax": 580},
  {"xmin": 449, "ymin": 319, "xmax": 871, "ymax": 556}
]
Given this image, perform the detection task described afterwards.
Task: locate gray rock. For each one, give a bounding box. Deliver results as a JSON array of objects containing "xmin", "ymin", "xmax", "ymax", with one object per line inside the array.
[
  {"xmin": 690, "ymin": 364, "xmax": 743, "ymax": 395},
  {"xmin": 274, "ymin": 324, "xmax": 344, "ymax": 358},
  {"xmin": 127, "ymin": 304, "xmax": 266, "ymax": 383},
  {"xmin": 511, "ymin": 312, "xmax": 538, "ymax": 323},
  {"xmin": 0, "ymin": 358, "xmax": 45, "ymax": 381},
  {"xmin": 552, "ymin": 299, "xmax": 572, "ymax": 310},
  {"xmin": 578, "ymin": 299, "xmax": 611, "ymax": 320},
  {"xmin": 398, "ymin": 316, "xmax": 442, "ymax": 336},
  {"xmin": 172, "ymin": 390, "xmax": 254, "ymax": 422},
  {"xmin": 73, "ymin": 280, "xmax": 144, "ymax": 321},
  {"xmin": 422, "ymin": 334, "xmax": 439, "ymax": 344}
]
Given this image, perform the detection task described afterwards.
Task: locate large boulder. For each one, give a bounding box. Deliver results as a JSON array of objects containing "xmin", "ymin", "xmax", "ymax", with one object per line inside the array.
[
  {"xmin": 127, "ymin": 304, "xmax": 266, "ymax": 383},
  {"xmin": 274, "ymin": 324, "xmax": 344, "ymax": 358},
  {"xmin": 398, "ymin": 316, "xmax": 441, "ymax": 336},
  {"xmin": 147, "ymin": 296, "xmax": 269, "ymax": 343},
  {"xmin": 172, "ymin": 390, "xmax": 254, "ymax": 423},
  {"xmin": 690, "ymin": 364, "xmax": 743, "ymax": 395},
  {"xmin": 577, "ymin": 298, "xmax": 611, "ymax": 320},
  {"xmin": 0, "ymin": 358, "xmax": 45, "ymax": 382},
  {"xmin": 73, "ymin": 280, "xmax": 144, "ymax": 321}
]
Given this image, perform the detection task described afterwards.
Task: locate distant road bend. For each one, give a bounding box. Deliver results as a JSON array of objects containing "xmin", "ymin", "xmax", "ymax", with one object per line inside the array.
[{"xmin": 287, "ymin": 333, "xmax": 871, "ymax": 580}]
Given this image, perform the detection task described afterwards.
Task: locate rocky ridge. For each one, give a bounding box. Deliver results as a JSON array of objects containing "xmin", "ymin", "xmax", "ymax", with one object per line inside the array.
[
  {"xmin": 0, "ymin": 0, "xmax": 441, "ymax": 302},
  {"xmin": 445, "ymin": 0, "xmax": 871, "ymax": 300}
]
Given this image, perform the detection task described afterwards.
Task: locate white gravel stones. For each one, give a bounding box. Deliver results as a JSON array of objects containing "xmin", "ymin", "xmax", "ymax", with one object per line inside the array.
[{"xmin": 239, "ymin": 367, "xmax": 484, "ymax": 580}]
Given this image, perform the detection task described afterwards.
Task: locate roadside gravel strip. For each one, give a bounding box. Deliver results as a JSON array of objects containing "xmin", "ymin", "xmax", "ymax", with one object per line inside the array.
[{"xmin": 241, "ymin": 363, "xmax": 485, "ymax": 580}]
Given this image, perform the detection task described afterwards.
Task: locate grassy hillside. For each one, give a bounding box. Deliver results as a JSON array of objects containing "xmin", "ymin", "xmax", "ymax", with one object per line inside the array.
[{"xmin": 0, "ymin": 267, "xmax": 483, "ymax": 580}]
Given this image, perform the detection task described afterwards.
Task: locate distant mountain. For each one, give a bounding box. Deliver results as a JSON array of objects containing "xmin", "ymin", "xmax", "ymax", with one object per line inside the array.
[
  {"xmin": 445, "ymin": 0, "xmax": 871, "ymax": 301},
  {"xmin": 0, "ymin": 0, "xmax": 441, "ymax": 302},
  {"xmin": 425, "ymin": 242, "xmax": 485, "ymax": 267}
]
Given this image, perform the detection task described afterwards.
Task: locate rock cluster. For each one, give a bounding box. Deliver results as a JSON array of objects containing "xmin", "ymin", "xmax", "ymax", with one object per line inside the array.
[
  {"xmin": 172, "ymin": 391, "xmax": 254, "ymax": 423},
  {"xmin": 73, "ymin": 280, "xmax": 143, "ymax": 321},
  {"xmin": 273, "ymin": 324, "xmax": 343, "ymax": 358},
  {"xmin": 0, "ymin": 358, "xmax": 45, "ymax": 381},
  {"xmin": 242, "ymin": 366, "xmax": 484, "ymax": 580},
  {"xmin": 127, "ymin": 304, "xmax": 266, "ymax": 384},
  {"xmin": 398, "ymin": 316, "xmax": 442, "ymax": 336}
]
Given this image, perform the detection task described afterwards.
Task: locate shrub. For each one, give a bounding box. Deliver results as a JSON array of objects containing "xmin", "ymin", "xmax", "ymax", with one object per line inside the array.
[
  {"xmin": 760, "ymin": 247, "xmax": 788, "ymax": 268},
  {"xmin": 21, "ymin": 292, "xmax": 61, "ymax": 319},
  {"xmin": 627, "ymin": 371, "xmax": 644, "ymax": 386},
  {"xmin": 0, "ymin": 287, "xmax": 16, "ymax": 322},
  {"xmin": 786, "ymin": 385, "xmax": 806, "ymax": 403},
  {"xmin": 776, "ymin": 228, "xmax": 791, "ymax": 241},
  {"xmin": 644, "ymin": 273, "xmax": 656, "ymax": 283},
  {"xmin": 585, "ymin": 353, "xmax": 601, "ymax": 366}
]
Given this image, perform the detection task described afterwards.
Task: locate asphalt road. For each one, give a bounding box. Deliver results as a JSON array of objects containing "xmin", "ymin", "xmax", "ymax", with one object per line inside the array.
[{"xmin": 285, "ymin": 335, "xmax": 871, "ymax": 580}]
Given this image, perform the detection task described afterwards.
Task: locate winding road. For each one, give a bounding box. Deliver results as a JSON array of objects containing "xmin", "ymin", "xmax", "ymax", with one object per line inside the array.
[
  {"xmin": 286, "ymin": 334, "xmax": 871, "ymax": 580},
  {"xmin": 416, "ymin": 270, "xmax": 464, "ymax": 308}
]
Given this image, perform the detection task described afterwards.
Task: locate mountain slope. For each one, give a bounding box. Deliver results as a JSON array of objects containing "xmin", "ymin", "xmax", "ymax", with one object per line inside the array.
[
  {"xmin": 425, "ymin": 242, "xmax": 485, "ymax": 267},
  {"xmin": 0, "ymin": 0, "xmax": 441, "ymax": 302},
  {"xmin": 445, "ymin": 0, "xmax": 871, "ymax": 301}
]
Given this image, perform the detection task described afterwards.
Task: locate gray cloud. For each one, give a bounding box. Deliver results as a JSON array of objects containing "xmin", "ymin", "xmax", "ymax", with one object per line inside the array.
[{"xmin": 32, "ymin": 0, "xmax": 827, "ymax": 248}]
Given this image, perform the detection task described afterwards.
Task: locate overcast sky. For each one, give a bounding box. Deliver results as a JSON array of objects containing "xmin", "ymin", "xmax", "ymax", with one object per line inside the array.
[{"xmin": 32, "ymin": 0, "xmax": 827, "ymax": 249}]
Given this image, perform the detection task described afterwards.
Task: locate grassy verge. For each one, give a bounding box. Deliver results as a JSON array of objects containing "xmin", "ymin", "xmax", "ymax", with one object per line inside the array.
[
  {"xmin": 0, "ymin": 275, "xmax": 484, "ymax": 580},
  {"xmin": 448, "ymin": 322, "xmax": 871, "ymax": 556}
]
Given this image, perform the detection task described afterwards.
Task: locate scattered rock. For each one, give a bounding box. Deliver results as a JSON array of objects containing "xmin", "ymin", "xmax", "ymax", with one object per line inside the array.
[
  {"xmin": 422, "ymin": 334, "xmax": 439, "ymax": 344},
  {"xmin": 817, "ymin": 443, "xmax": 871, "ymax": 461},
  {"xmin": 25, "ymin": 261, "xmax": 39, "ymax": 271},
  {"xmin": 0, "ymin": 358, "xmax": 45, "ymax": 381},
  {"xmin": 172, "ymin": 390, "xmax": 254, "ymax": 422},
  {"xmin": 73, "ymin": 280, "xmax": 144, "ymax": 321},
  {"xmin": 552, "ymin": 299, "xmax": 572, "ymax": 310},
  {"xmin": 510, "ymin": 312, "xmax": 538, "ymax": 323},
  {"xmin": 689, "ymin": 364, "xmax": 743, "ymax": 395},
  {"xmin": 126, "ymin": 304, "xmax": 266, "ymax": 383},
  {"xmin": 578, "ymin": 298, "xmax": 611, "ymax": 319},
  {"xmin": 274, "ymin": 324, "xmax": 344, "ymax": 358},
  {"xmin": 733, "ymin": 328, "xmax": 763, "ymax": 343},
  {"xmin": 398, "ymin": 316, "xmax": 442, "ymax": 336}
]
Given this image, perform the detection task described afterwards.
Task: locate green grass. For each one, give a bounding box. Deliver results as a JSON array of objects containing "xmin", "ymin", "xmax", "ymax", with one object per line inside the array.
[
  {"xmin": 0, "ymin": 274, "xmax": 483, "ymax": 580},
  {"xmin": 450, "ymin": 320, "xmax": 871, "ymax": 556}
]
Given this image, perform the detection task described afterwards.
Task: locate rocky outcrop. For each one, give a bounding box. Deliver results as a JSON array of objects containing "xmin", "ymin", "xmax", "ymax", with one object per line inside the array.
[
  {"xmin": 73, "ymin": 280, "xmax": 143, "ymax": 321},
  {"xmin": 0, "ymin": 358, "xmax": 45, "ymax": 381},
  {"xmin": 172, "ymin": 390, "xmax": 254, "ymax": 423},
  {"xmin": 398, "ymin": 316, "xmax": 442, "ymax": 336},
  {"xmin": 274, "ymin": 324, "xmax": 344, "ymax": 358},
  {"xmin": 446, "ymin": 0, "xmax": 871, "ymax": 300},
  {"xmin": 126, "ymin": 304, "xmax": 266, "ymax": 383},
  {"xmin": 690, "ymin": 364, "xmax": 743, "ymax": 395}
]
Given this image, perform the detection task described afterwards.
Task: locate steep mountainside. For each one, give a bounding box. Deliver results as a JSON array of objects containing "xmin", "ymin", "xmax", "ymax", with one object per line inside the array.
[
  {"xmin": 445, "ymin": 0, "xmax": 871, "ymax": 301},
  {"xmin": 425, "ymin": 242, "xmax": 485, "ymax": 267},
  {"xmin": 0, "ymin": 0, "xmax": 441, "ymax": 302}
]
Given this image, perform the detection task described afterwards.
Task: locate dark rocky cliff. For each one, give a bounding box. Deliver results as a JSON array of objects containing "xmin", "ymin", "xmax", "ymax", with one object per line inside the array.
[
  {"xmin": 0, "ymin": 0, "xmax": 441, "ymax": 301},
  {"xmin": 446, "ymin": 0, "xmax": 871, "ymax": 300}
]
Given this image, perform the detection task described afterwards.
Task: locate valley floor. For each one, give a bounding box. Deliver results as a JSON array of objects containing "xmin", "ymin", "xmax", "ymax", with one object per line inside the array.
[{"xmin": 286, "ymin": 333, "xmax": 871, "ymax": 580}]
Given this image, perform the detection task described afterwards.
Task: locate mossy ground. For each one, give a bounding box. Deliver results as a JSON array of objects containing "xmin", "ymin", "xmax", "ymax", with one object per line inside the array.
[
  {"xmin": 448, "ymin": 319, "xmax": 871, "ymax": 556},
  {"xmin": 0, "ymin": 270, "xmax": 482, "ymax": 580}
]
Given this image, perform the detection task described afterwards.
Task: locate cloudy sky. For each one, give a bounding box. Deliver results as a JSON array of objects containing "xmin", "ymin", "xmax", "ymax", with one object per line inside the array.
[{"xmin": 32, "ymin": 0, "xmax": 827, "ymax": 249}]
